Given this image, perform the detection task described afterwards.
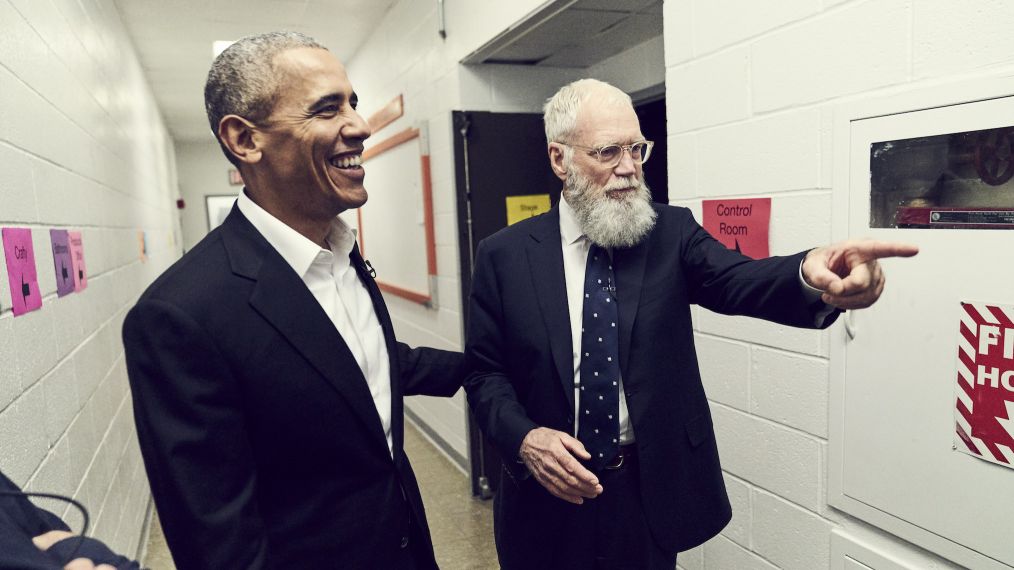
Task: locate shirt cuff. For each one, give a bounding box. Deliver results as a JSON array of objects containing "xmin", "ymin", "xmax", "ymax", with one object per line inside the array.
[{"xmin": 798, "ymin": 259, "xmax": 837, "ymax": 326}]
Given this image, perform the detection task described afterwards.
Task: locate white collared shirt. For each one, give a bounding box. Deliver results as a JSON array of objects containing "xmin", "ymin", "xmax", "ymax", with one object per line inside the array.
[
  {"xmin": 559, "ymin": 196, "xmax": 635, "ymax": 444},
  {"xmin": 236, "ymin": 191, "xmax": 394, "ymax": 453}
]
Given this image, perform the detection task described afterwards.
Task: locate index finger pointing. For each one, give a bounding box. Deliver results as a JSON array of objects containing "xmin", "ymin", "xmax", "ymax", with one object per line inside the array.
[{"xmin": 851, "ymin": 241, "xmax": 919, "ymax": 261}]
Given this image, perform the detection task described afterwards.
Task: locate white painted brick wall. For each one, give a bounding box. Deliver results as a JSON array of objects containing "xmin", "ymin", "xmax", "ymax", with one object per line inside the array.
[
  {"xmin": 695, "ymin": 333, "xmax": 751, "ymax": 412},
  {"xmin": 663, "ymin": 0, "xmax": 694, "ymax": 66},
  {"xmin": 721, "ymin": 473, "xmax": 752, "ymax": 548},
  {"xmin": 667, "ymin": 47, "xmax": 751, "ymax": 133},
  {"xmin": 0, "ymin": 0, "xmax": 180, "ymax": 559},
  {"xmin": 694, "ymin": 110, "xmax": 822, "ymax": 198},
  {"xmin": 912, "ymin": 0, "xmax": 1014, "ymax": 79},
  {"xmin": 751, "ymin": 347, "xmax": 829, "ymax": 438},
  {"xmin": 753, "ymin": 489, "xmax": 832, "ymax": 570},
  {"xmin": 705, "ymin": 535, "xmax": 780, "ymax": 570},
  {"xmin": 712, "ymin": 403, "xmax": 821, "ymax": 512},
  {"xmin": 692, "ymin": 0, "xmax": 819, "ymax": 57},
  {"xmin": 751, "ymin": 0, "xmax": 911, "ymax": 113},
  {"xmin": 667, "ymin": 133, "xmax": 698, "ymax": 200},
  {"xmin": 667, "ymin": 0, "xmax": 1014, "ymax": 567}
]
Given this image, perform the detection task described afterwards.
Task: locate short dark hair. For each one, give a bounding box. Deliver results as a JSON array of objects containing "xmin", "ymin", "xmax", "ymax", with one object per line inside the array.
[{"xmin": 204, "ymin": 31, "xmax": 326, "ymax": 166}]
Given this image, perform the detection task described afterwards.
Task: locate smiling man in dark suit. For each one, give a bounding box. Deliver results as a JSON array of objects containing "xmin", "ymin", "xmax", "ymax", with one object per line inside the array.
[
  {"xmin": 122, "ymin": 32, "xmax": 463, "ymax": 570},
  {"xmin": 464, "ymin": 78, "xmax": 918, "ymax": 569}
]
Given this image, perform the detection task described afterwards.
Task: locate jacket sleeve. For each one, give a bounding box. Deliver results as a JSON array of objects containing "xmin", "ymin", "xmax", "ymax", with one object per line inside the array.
[
  {"xmin": 678, "ymin": 209, "xmax": 839, "ymax": 329},
  {"xmin": 397, "ymin": 343, "xmax": 466, "ymax": 397},
  {"xmin": 463, "ymin": 240, "xmax": 539, "ymax": 476},
  {"xmin": 123, "ymin": 299, "xmax": 269, "ymax": 570},
  {"xmin": 48, "ymin": 536, "xmax": 141, "ymax": 569}
]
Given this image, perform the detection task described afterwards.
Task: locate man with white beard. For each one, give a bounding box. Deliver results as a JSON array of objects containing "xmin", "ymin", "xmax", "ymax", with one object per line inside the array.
[{"xmin": 464, "ymin": 78, "xmax": 918, "ymax": 569}]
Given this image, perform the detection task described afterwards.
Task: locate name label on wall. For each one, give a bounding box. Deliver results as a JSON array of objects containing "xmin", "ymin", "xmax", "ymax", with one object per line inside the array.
[
  {"xmin": 50, "ymin": 229, "xmax": 75, "ymax": 297},
  {"xmin": 68, "ymin": 231, "xmax": 87, "ymax": 292},
  {"xmin": 2, "ymin": 228, "xmax": 42, "ymax": 316}
]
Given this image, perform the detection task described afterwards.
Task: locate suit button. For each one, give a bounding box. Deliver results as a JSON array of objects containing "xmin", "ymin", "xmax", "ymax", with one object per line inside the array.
[{"xmin": 400, "ymin": 536, "xmax": 410, "ymax": 549}]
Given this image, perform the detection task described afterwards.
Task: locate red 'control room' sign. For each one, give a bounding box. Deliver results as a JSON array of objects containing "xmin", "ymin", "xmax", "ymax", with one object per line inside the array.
[
  {"xmin": 955, "ymin": 301, "xmax": 1014, "ymax": 469},
  {"xmin": 702, "ymin": 198, "xmax": 771, "ymax": 259}
]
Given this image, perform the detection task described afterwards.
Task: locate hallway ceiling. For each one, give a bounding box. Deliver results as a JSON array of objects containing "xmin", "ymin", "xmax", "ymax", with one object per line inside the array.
[{"xmin": 113, "ymin": 0, "xmax": 398, "ymax": 143}]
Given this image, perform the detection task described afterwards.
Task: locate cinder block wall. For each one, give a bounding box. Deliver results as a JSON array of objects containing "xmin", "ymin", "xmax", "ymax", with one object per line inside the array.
[
  {"xmin": 0, "ymin": 0, "xmax": 180, "ymax": 558},
  {"xmin": 664, "ymin": 0, "xmax": 1014, "ymax": 568}
]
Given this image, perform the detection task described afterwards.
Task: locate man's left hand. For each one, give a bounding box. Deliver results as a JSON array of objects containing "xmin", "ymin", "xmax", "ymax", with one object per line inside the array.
[{"xmin": 802, "ymin": 239, "xmax": 919, "ymax": 310}]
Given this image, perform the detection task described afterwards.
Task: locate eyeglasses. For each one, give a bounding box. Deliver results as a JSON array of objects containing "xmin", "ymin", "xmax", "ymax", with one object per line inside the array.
[{"xmin": 558, "ymin": 140, "xmax": 654, "ymax": 167}]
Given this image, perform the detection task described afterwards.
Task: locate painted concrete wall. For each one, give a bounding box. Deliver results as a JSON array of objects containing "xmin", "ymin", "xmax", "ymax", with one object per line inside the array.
[
  {"xmin": 0, "ymin": 0, "xmax": 181, "ymax": 558},
  {"xmin": 665, "ymin": 0, "xmax": 1014, "ymax": 568}
]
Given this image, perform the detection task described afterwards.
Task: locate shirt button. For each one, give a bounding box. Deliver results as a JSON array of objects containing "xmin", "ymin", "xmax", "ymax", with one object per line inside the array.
[{"xmin": 400, "ymin": 536, "xmax": 410, "ymax": 548}]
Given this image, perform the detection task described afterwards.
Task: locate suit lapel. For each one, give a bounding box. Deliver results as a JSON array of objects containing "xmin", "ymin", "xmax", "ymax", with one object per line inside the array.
[
  {"xmin": 349, "ymin": 246, "xmax": 406, "ymax": 454},
  {"xmin": 525, "ymin": 208, "xmax": 576, "ymax": 410},
  {"xmin": 613, "ymin": 235, "xmax": 650, "ymax": 379},
  {"xmin": 220, "ymin": 208, "xmax": 390, "ymax": 451}
]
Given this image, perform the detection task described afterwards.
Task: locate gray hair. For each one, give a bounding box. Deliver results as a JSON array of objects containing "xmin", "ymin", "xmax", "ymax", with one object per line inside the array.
[
  {"xmin": 205, "ymin": 31, "xmax": 327, "ymax": 165},
  {"xmin": 543, "ymin": 78, "xmax": 632, "ymax": 145}
]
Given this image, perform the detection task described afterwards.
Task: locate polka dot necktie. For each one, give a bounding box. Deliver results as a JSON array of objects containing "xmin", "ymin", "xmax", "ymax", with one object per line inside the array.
[{"xmin": 577, "ymin": 243, "xmax": 620, "ymax": 470}]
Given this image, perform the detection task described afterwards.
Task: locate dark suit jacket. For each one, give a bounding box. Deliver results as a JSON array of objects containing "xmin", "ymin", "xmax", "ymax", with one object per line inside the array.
[
  {"xmin": 0, "ymin": 470, "xmax": 140, "ymax": 569},
  {"xmin": 465, "ymin": 204, "xmax": 837, "ymax": 561},
  {"xmin": 123, "ymin": 207, "xmax": 463, "ymax": 569}
]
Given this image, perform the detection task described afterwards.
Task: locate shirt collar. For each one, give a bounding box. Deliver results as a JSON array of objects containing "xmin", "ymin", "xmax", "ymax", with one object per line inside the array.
[
  {"xmin": 558, "ymin": 194, "xmax": 585, "ymax": 246},
  {"xmin": 237, "ymin": 189, "xmax": 357, "ymax": 277}
]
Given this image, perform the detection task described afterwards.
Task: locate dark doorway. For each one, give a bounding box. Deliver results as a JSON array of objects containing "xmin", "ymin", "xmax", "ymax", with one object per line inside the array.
[
  {"xmin": 635, "ymin": 96, "xmax": 668, "ymax": 204},
  {"xmin": 453, "ymin": 110, "xmax": 559, "ymax": 498},
  {"xmin": 454, "ymin": 95, "xmax": 667, "ymax": 498}
]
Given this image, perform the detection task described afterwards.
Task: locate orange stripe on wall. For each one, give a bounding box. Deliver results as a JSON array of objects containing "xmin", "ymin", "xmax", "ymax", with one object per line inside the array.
[
  {"xmin": 377, "ymin": 280, "xmax": 431, "ymax": 305},
  {"xmin": 420, "ymin": 155, "xmax": 437, "ymax": 276}
]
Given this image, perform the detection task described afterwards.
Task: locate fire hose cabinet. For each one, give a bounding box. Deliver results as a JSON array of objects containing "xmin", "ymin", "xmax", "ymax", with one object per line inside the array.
[{"xmin": 828, "ymin": 76, "xmax": 1014, "ymax": 570}]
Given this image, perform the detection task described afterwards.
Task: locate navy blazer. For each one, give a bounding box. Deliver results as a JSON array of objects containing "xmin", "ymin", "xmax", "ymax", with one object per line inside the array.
[
  {"xmin": 123, "ymin": 206, "xmax": 464, "ymax": 569},
  {"xmin": 0, "ymin": 470, "xmax": 140, "ymax": 569},
  {"xmin": 465, "ymin": 204, "xmax": 837, "ymax": 556}
]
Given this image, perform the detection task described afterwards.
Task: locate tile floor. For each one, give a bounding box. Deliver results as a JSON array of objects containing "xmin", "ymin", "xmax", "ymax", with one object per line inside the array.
[{"xmin": 142, "ymin": 422, "xmax": 498, "ymax": 569}]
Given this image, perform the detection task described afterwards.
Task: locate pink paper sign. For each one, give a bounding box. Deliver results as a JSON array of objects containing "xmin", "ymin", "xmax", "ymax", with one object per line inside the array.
[
  {"xmin": 2, "ymin": 228, "xmax": 43, "ymax": 316},
  {"xmin": 702, "ymin": 198, "xmax": 772, "ymax": 259},
  {"xmin": 50, "ymin": 229, "xmax": 75, "ymax": 297},
  {"xmin": 68, "ymin": 231, "xmax": 87, "ymax": 292}
]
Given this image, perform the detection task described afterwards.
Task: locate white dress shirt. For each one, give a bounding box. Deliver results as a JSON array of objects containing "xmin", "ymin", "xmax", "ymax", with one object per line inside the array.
[
  {"xmin": 559, "ymin": 196, "xmax": 635, "ymax": 444},
  {"xmin": 237, "ymin": 191, "xmax": 394, "ymax": 453}
]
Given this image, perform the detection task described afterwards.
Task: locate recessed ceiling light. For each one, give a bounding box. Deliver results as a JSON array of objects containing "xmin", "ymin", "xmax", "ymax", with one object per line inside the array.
[{"xmin": 212, "ymin": 41, "xmax": 235, "ymax": 57}]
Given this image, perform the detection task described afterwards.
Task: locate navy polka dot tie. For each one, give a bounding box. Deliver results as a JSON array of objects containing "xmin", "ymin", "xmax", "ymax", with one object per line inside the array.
[{"xmin": 577, "ymin": 243, "xmax": 620, "ymax": 470}]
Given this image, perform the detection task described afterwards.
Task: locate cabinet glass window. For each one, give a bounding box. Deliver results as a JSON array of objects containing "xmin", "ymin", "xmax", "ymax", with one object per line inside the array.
[{"xmin": 870, "ymin": 126, "xmax": 1014, "ymax": 229}]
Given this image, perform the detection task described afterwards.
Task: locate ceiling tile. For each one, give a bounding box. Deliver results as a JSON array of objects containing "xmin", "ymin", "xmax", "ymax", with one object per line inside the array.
[{"xmin": 112, "ymin": 0, "xmax": 397, "ymax": 142}]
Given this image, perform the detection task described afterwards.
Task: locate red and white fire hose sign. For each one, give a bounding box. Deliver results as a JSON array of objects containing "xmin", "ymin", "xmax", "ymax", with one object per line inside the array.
[{"xmin": 955, "ymin": 301, "xmax": 1014, "ymax": 468}]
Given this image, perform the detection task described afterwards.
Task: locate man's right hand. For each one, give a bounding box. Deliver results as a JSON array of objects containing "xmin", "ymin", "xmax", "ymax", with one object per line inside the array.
[{"xmin": 519, "ymin": 427, "xmax": 603, "ymax": 504}]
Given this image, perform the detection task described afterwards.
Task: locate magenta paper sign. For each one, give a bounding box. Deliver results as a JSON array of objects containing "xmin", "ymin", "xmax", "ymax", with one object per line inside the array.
[
  {"xmin": 50, "ymin": 229, "xmax": 75, "ymax": 297},
  {"xmin": 68, "ymin": 231, "xmax": 87, "ymax": 292},
  {"xmin": 2, "ymin": 228, "xmax": 43, "ymax": 316}
]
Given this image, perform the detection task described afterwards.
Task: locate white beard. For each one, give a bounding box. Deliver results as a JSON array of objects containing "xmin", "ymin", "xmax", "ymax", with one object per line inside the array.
[{"xmin": 563, "ymin": 170, "xmax": 657, "ymax": 249}]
